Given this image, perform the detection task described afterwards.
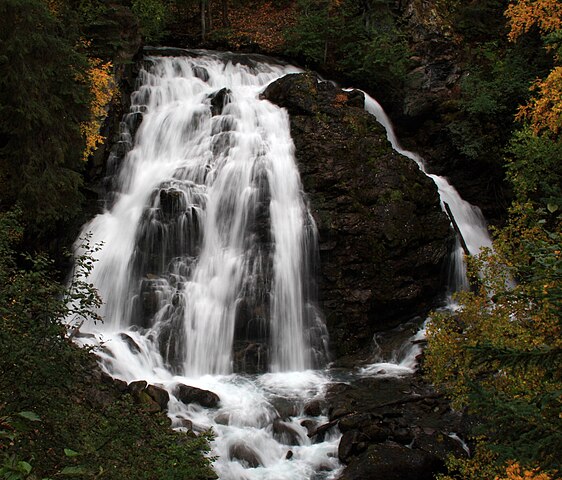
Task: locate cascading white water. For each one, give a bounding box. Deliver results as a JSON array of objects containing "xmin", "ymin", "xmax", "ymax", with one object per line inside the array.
[
  {"xmin": 73, "ymin": 51, "xmax": 339, "ymax": 480},
  {"xmin": 362, "ymin": 95, "xmax": 493, "ymax": 291},
  {"xmin": 356, "ymin": 93, "xmax": 493, "ymax": 375},
  {"xmin": 77, "ymin": 53, "xmax": 327, "ymax": 375},
  {"xmin": 72, "ymin": 50, "xmax": 496, "ymax": 479}
]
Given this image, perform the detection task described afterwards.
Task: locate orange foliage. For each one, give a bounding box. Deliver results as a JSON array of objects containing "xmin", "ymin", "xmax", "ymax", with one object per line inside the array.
[
  {"xmin": 505, "ymin": 0, "xmax": 562, "ymax": 42},
  {"xmin": 495, "ymin": 462, "xmax": 555, "ymax": 480},
  {"xmin": 333, "ymin": 92, "xmax": 348, "ymax": 107},
  {"xmin": 80, "ymin": 58, "xmax": 116, "ymax": 160},
  {"xmin": 43, "ymin": 0, "xmax": 62, "ymax": 16},
  {"xmin": 226, "ymin": 1, "xmax": 297, "ymax": 52},
  {"xmin": 505, "ymin": 0, "xmax": 562, "ymax": 136},
  {"xmin": 516, "ymin": 66, "xmax": 562, "ymax": 135}
]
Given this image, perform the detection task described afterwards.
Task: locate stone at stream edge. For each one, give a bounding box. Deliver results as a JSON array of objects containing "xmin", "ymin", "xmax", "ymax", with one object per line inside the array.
[
  {"xmin": 174, "ymin": 383, "xmax": 220, "ymax": 408},
  {"xmin": 339, "ymin": 442, "xmax": 443, "ymax": 480},
  {"xmin": 325, "ymin": 372, "xmax": 470, "ymax": 479}
]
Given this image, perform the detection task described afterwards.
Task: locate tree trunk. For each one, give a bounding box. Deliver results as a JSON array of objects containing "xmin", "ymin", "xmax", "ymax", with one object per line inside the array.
[
  {"xmin": 201, "ymin": 0, "xmax": 206, "ymax": 41},
  {"xmin": 222, "ymin": 0, "xmax": 230, "ymax": 27},
  {"xmin": 207, "ymin": 0, "xmax": 213, "ymax": 32}
]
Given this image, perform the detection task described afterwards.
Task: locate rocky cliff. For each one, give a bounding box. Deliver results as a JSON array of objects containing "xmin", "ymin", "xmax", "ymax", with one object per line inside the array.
[{"xmin": 262, "ymin": 73, "xmax": 454, "ymax": 358}]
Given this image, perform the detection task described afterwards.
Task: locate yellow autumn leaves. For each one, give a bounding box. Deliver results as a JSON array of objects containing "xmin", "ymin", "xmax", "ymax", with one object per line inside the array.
[
  {"xmin": 506, "ymin": 0, "xmax": 562, "ymax": 137},
  {"xmin": 80, "ymin": 58, "xmax": 116, "ymax": 161}
]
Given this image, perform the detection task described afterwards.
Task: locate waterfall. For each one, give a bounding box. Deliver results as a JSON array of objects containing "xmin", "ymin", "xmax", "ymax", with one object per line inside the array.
[
  {"xmin": 356, "ymin": 93, "xmax": 493, "ymax": 376},
  {"xmin": 77, "ymin": 53, "xmax": 327, "ymax": 375},
  {"xmin": 73, "ymin": 51, "xmax": 339, "ymax": 480},
  {"xmin": 361, "ymin": 95, "xmax": 493, "ymax": 292},
  {"xmin": 71, "ymin": 50, "xmax": 493, "ymax": 479}
]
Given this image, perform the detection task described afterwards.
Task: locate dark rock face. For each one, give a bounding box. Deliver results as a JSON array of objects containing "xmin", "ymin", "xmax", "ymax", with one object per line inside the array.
[
  {"xmin": 262, "ymin": 73, "xmax": 453, "ymax": 357},
  {"xmin": 395, "ymin": 0, "xmax": 509, "ymax": 224},
  {"xmin": 339, "ymin": 443, "xmax": 442, "ymax": 480},
  {"xmin": 325, "ymin": 373, "xmax": 468, "ymax": 480}
]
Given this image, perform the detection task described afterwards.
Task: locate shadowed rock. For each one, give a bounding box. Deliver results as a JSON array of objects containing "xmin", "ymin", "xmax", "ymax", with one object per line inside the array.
[
  {"xmin": 174, "ymin": 383, "xmax": 220, "ymax": 408},
  {"xmin": 263, "ymin": 72, "xmax": 454, "ymax": 357},
  {"xmin": 228, "ymin": 443, "xmax": 263, "ymax": 468}
]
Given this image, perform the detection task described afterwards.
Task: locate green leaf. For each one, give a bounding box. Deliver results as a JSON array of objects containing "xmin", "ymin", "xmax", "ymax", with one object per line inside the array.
[
  {"xmin": 0, "ymin": 430, "xmax": 16, "ymax": 441},
  {"xmin": 59, "ymin": 466, "xmax": 87, "ymax": 476},
  {"xmin": 17, "ymin": 411, "xmax": 41, "ymax": 422},
  {"xmin": 547, "ymin": 203, "xmax": 558, "ymax": 213},
  {"xmin": 63, "ymin": 449, "xmax": 79, "ymax": 458},
  {"xmin": 17, "ymin": 461, "xmax": 32, "ymax": 474}
]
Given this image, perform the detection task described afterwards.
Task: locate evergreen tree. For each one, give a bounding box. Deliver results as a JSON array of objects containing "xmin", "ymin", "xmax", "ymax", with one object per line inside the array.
[{"xmin": 0, "ymin": 0, "xmax": 91, "ymax": 242}]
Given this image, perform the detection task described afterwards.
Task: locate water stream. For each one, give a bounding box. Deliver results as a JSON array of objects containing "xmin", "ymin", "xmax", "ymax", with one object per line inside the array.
[{"xmin": 72, "ymin": 50, "xmax": 492, "ymax": 479}]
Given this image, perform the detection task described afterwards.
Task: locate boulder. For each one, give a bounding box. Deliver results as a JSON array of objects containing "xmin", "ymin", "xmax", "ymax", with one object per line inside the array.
[
  {"xmin": 118, "ymin": 333, "xmax": 141, "ymax": 354},
  {"xmin": 303, "ymin": 398, "xmax": 323, "ymax": 417},
  {"xmin": 339, "ymin": 443, "xmax": 443, "ymax": 480},
  {"xmin": 272, "ymin": 419, "xmax": 303, "ymax": 446},
  {"xmin": 325, "ymin": 372, "xmax": 467, "ymax": 480},
  {"xmin": 174, "ymin": 383, "xmax": 220, "ymax": 408},
  {"xmin": 338, "ymin": 430, "xmax": 369, "ymax": 463},
  {"xmin": 228, "ymin": 443, "xmax": 263, "ymax": 468},
  {"xmin": 146, "ymin": 384, "xmax": 170, "ymax": 411},
  {"xmin": 263, "ymin": 73, "xmax": 453, "ymax": 357},
  {"xmin": 209, "ymin": 88, "xmax": 232, "ymax": 116},
  {"xmin": 128, "ymin": 380, "xmax": 148, "ymax": 395}
]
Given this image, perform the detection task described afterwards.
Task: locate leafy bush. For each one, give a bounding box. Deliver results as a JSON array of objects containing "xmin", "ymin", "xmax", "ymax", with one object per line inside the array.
[
  {"xmin": 284, "ymin": 0, "xmax": 410, "ymax": 103},
  {"xmin": 132, "ymin": 0, "xmax": 170, "ymax": 43},
  {"xmin": 0, "ymin": 211, "xmax": 215, "ymax": 479}
]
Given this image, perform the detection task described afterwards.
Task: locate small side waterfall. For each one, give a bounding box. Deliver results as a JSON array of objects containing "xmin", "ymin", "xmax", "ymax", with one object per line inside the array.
[
  {"xmin": 362, "ymin": 95, "xmax": 493, "ymax": 291},
  {"xmin": 357, "ymin": 93, "xmax": 493, "ymax": 375}
]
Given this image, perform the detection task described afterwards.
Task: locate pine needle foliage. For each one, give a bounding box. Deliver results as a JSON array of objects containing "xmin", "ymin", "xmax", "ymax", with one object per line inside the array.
[{"xmin": 0, "ymin": 0, "xmax": 91, "ymax": 239}]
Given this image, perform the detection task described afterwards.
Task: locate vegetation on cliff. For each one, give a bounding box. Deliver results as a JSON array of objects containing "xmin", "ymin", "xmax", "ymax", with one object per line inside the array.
[
  {"xmin": 0, "ymin": 1, "xmax": 214, "ymax": 478},
  {"xmin": 424, "ymin": 2, "xmax": 562, "ymax": 479}
]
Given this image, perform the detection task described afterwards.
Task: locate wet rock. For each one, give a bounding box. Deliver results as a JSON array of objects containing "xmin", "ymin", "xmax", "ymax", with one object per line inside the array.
[
  {"xmin": 303, "ymin": 398, "xmax": 323, "ymax": 417},
  {"xmin": 308, "ymin": 419, "xmax": 338, "ymax": 441},
  {"xmin": 272, "ymin": 419, "xmax": 302, "ymax": 446},
  {"xmin": 263, "ymin": 72, "xmax": 453, "ymax": 358},
  {"xmin": 99, "ymin": 371, "xmax": 123, "ymax": 387},
  {"xmin": 209, "ymin": 88, "xmax": 232, "ymax": 116},
  {"xmin": 137, "ymin": 390, "xmax": 161, "ymax": 413},
  {"xmin": 326, "ymin": 372, "xmax": 465, "ymax": 479},
  {"xmin": 339, "ymin": 442, "xmax": 443, "ymax": 480},
  {"xmin": 119, "ymin": 333, "xmax": 141, "ymax": 354},
  {"xmin": 177, "ymin": 417, "xmax": 193, "ymax": 430},
  {"xmin": 174, "ymin": 383, "xmax": 220, "ymax": 408},
  {"xmin": 159, "ymin": 188, "xmax": 185, "ymax": 218},
  {"xmin": 228, "ymin": 443, "xmax": 263, "ymax": 468},
  {"xmin": 232, "ymin": 341, "xmax": 268, "ymax": 374},
  {"xmin": 338, "ymin": 413, "xmax": 374, "ymax": 433},
  {"xmin": 412, "ymin": 431, "xmax": 469, "ymax": 464},
  {"xmin": 270, "ymin": 396, "xmax": 299, "ymax": 419},
  {"xmin": 261, "ymin": 72, "xmax": 319, "ymax": 115},
  {"xmin": 214, "ymin": 412, "xmax": 231, "ymax": 425},
  {"xmin": 126, "ymin": 111, "xmax": 143, "ymax": 136},
  {"xmin": 192, "ymin": 65, "xmax": 209, "ymax": 82},
  {"xmin": 128, "ymin": 380, "xmax": 148, "ymax": 395},
  {"xmin": 300, "ymin": 419, "xmax": 319, "ymax": 436},
  {"xmin": 146, "ymin": 384, "xmax": 170, "ymax": 411},
  {"xmin": 338, "ymin": 430, "xmax": 369, "ymax": 463}
]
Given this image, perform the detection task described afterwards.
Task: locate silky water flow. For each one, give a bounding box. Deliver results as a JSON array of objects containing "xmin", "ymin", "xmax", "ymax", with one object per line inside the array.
[
  {"xmin": 71, "ymin": 51, "xmax": 492, "ymax": 479},
  {"xmin": 72, "ymin": 52, "xmax": 339, "ymax": 480}
]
